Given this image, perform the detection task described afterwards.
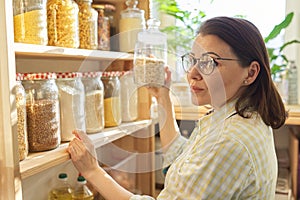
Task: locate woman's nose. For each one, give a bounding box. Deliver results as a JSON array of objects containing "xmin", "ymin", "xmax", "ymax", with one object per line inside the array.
[{"xmin": 188, "ymin": 65, "xmax": 203, "ymax": 80}]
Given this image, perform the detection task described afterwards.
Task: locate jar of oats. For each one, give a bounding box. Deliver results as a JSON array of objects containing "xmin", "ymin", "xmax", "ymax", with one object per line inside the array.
[
  {"xmin": 15, "ymin": 73, "xmax": 28, "ymax": 161},
  {"xmin": 134, "ymin": 18, "xmax": 167, "ymax": 87},
  {"xmin": 21, "ymin": 72, "xmax": 61, "ymax": 152},
  {"xmin": 77, "ymin": 0, "xmax": 98, "ymax": 50},
  {"xmin": 56, "ymin": 72, "xmax": 86, "ymax": 141},
  {"xmin": 13, "ymin": 0, "xmax": 48, "ymax": 45},
  {"xmin": 47, "ymin": 0, "xmax": 80, "ymax": 48},
  {"xmin": 101, "ymin": 71, "xmax": 122, "ymax": 127},
  {"xmin": 81, "ymin": 72, "xmax": 104, "ymax": 134}
]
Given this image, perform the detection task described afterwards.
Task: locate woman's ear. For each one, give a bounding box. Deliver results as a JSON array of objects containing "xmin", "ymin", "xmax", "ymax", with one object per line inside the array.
[{"xmin": 243, "ymin": 61, "xmax": 260, "ymax": 85}]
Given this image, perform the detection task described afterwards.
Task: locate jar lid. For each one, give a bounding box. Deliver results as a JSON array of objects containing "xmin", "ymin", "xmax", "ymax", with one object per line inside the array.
[
  {"xmin": 16, "ymin": 73, "xmax": 23, "ymax": 81},
  {"xmin": 92, "ymin": 3, "xmax": 116, "ymax": 12},
  {"xmin": 81, "ymin": 71, "xmax": 102, "ymax": 78},
  {"xmin": 56, "ymin": 72, "xmax": 82, "ymax": 79},
  {"xmin": 102, "ymin": 71, "xmax": 122, "ymax": 77},
  {"xmin": 21, "ymin": 72, "xmax": 57, "ymax": 80}
]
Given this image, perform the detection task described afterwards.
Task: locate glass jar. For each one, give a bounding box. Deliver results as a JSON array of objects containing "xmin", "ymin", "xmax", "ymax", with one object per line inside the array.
[
  {"xmin": 81, "ymin": 72, "xmax": 104, "ymax": 133},
  {"xmin": 92, "ymin": 4, "xmax": 110, "ymax": 51},
  {"xmin": 47, "ymin": 0, "xmax": 80, "ymax": 48},
  {"xmin": 119, "ymin": 0, "xmax": 145, "ymax": 53},
  {"xmin": 120, "ymin": 71, "xmax": 138, "ymax": 122},
  {"xmin": 13, "ymin": 0, "xmax": 48, "ymax": 45},
  {"xmin": 56, "ymin": 72, "xmax": 86, "ymax": 141},
  {"xmin": 21, "ymin": 72, "xmax": 60, "ymax": 152},
  {"xmin": 134, "ymin": 18, "xmax": 167, "ymax": 87},
  {"xmin": 15, "ymin": 73, "xmax": 28, "ymax": 161},
  {"xmin": 101, "ymin": 72, "xmax": 122, "ymax": 127},
  {"xmin": 77, "ymin": 0, "xmax": 98, "ymax": 50}
]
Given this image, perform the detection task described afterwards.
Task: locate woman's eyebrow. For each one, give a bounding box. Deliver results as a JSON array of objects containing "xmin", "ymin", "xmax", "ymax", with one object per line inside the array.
[{"xmin": 204, "ymin": 51, "xmax": 221, "ymax": 57}]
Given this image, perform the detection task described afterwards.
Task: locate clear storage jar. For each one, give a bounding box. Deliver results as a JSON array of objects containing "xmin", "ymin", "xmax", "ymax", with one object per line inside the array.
[
  {"xmin": 101, "ymin": 71, "xmax": 122, "ymax": 127},
  {"xmin": 77, "ymin": 0, "xmax": 98, "ymax": 50},
  {"xmin": 21, "ymin": 72, "xmax": 61, "ymax": 152},
  {"xmin": 56, "ymin": 72, "xmax": 86, "ymax": 141},
  {"xmin": 120, "ymin": 71, "xmax": 138, "ymax": 122},
  {"xmin": 81, "ymin": 72, "xmax": 104, "ymax": 133},
  {"xmin": 134, "ymin": 18, "xmax": 167, "ymax": 87},
  {"xmin": 15, "ymin": 73, "xmax": 28, "ymax": 161},
  {"xmin": 13, "ymin": 0, "xmax": 48, "ymax": 45},
  {"xmin": 47, "ymin": 0, "xmax": 80, "ymax": 48}
]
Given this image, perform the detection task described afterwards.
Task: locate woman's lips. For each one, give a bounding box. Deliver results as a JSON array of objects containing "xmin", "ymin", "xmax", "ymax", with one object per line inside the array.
[{"xmin": 190, "ymin": 85, "xmax": 205, "ymax": 93}]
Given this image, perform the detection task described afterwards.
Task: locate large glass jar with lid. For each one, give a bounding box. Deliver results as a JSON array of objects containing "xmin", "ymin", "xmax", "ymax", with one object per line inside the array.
[
  {"xmin": 56, "ymin": 72, "xmax": 86, "ymax": 141},
  {"xmin": 47, "ymin": 0, "xmax": 80, "ymax": 48},
  {"xmin": 76, "ymin": 0, "xmax": 98, "ymax": 50},
  {"xmin": 21, "ymin": 72, "xmax": 61, "ymax": 152},
  {"xmin": 134, "ymin": 18, "xmax": 167, "ymax": 87},
  {"xmin": 119, "ymin": 0, "xmax": 145, "ymax": 53},
  {"xmin": 81, "ymin": 72, "xmax": 104, "ymax": 133},
  {"xmin": 13, "ymin": 0, "xmax": 48, "ymax": 45}
]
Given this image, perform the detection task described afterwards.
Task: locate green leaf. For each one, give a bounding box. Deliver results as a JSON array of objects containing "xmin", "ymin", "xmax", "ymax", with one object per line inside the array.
[{"xmin": 279, "ymin": 40, "xmax": 300, "ymax": 52}]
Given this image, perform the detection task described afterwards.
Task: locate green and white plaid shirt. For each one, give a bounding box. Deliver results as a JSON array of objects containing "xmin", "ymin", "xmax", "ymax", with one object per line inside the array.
[{"xmin": 131, "ymin": 101, "xmax": 277, "ymax": 200}]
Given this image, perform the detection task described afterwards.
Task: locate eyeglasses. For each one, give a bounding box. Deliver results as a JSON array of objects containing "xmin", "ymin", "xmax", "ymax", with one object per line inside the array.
[{"xmin": 181, "ymin": 52, "xmax": 240, "ymax": 75}]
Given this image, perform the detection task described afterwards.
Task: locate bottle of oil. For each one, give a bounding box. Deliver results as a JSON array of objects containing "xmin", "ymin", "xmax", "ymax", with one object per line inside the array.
[
  {"xmin": 48, "ymin": 173, "xmax": 73, "ymax": 200},
  {"xmin": 72, "ymin": 175, "xmax": 94, "ymax": 200}
]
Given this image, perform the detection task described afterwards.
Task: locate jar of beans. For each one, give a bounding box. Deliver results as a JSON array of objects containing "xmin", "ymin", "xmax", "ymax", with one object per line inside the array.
[
  {"xmin": 77, "ymin": 0, "xmax": 98, "ymax": 50},
  {"xmin": 56, "ymin": 72, "xmax": 86, "ymax": 141},
  {"xmin": 81, "ymin": 72, "xmax": 104, "ymax": 134},
  {"xmin": 15, "ymin": 73, "xmax": 28, "ymax": 161},
  {"xmin": 21, "ymin": 72, "xmax": 61, "ymax": 152},
  {"xmin": 101, "ymin": 71, "xmax": 122, "ymax": 127},
  {"xmin": 92, "ymin": 4, "xmax": 110, "ymax": 50},
  {"xmin": 47, "ymin": 0, "xmax": 80, "ymax": 48}
]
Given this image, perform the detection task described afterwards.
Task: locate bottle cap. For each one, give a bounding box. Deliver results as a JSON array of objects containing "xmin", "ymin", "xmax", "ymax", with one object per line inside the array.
[{"xmin": 58, "ymin": 173, "xmax": 67, "ymax": 179}]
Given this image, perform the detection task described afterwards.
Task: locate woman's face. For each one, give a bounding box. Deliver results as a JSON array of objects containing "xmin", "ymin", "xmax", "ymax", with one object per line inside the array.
[{"xmin": 188, "ymin": 34, "xmax": 248, "ymax": 108}]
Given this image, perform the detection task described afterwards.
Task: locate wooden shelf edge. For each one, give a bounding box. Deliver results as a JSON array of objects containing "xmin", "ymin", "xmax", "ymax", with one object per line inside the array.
[
  {"xmin": 19, "ymin": 119, "xmax": 152, "ymax": 179},
  {"xmin": 14, "ymin": 43, "xmax": 134, "ymax": 61}
]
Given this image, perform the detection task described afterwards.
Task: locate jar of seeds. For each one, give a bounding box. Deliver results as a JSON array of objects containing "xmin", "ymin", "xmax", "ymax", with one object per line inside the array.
[
  {"xmin": 81, "ymin": 72, "xmax": 104, "ymax": 134},
  {"xmin": 56, "ymin": 72, "xmax": 86, "ymax": 141},
  {"xmin": 15, "ymin": 73, "xmax": 28, "ymax": 161},
  {"xmin": 21, "ymin": 72, "xmax": 61, "ymax": 152}
]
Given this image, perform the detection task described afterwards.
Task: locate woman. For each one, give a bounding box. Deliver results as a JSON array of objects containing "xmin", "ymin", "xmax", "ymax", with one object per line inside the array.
[{"xmin": 68, "ymin": 16, "xmax": 287, "ymax": 199}]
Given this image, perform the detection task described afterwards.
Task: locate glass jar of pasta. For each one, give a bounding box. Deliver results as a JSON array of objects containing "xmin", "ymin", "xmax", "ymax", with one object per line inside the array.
[
  {"xmin": 101, "ymin": 71, "xmax": 122, "ymax": 127},
  {"xmin": 14, "ymin": 73, "xmax": 28, "ymax": 161},
  {"xmin": 77, "ymin": 0, "xmax": 98, "ymax": 50},
  {"xmin": 21, "ymin": 72, "xmax": 61, "ymax": 152},
  {"xmin": 47, "ymin": 0, "xmax": 80, "ymax": 48},
  {"xmin": 13, "ymin": 0, "xmax": 48, "ymax": 45},
  {"xmin": 81, "ymin": 72, "xmax": 104, "ymax": 134}
]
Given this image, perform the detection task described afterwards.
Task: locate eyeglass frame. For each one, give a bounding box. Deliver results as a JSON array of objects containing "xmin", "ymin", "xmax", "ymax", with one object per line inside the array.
[{"xmin": 181, "ymin": 52, "xmax": 241, "ymax": 75}]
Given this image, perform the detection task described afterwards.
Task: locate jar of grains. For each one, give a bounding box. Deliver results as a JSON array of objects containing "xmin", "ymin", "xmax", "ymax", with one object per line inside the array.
[
  {"xmin": 119, "ymin": 71, "xmax": 138, "ymax": 122},
  {"xmin": 101, "ymin": 71, "xmax": 122, "ymax": 127},
  {"xmin": 56, "ymin": 72, "xmax": 86, "ymax": 141},
  {"xmin": 14, "ymin": 73, "xmax": 28, "ymax": 161},
  {"xmin": 77, "ymin": 0, "xmax": 98, "ymax": 50},
  {"xmin": 92, "ymin": 4, "xmax": 110, "ymax": 51},
  {"xmin": 81, "ymin": 72, "xmax": 104, "ymax": 133},
  {"xmin": 21, "ymin": 72, "xmax": 61, "ymax": 152},
  {"xmin": 47, "ymin": 0, "xmax": 80, "ymax": 48},
  {"xmin": 13, "ymin": 0, "xmax": 48, "ymax": 45},
  {"xmin": 134, "ymin": 18, "xmax": 167, "ymax": 87}
]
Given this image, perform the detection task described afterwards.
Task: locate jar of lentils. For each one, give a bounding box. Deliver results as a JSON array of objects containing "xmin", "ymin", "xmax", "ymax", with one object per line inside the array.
[
  {"xmin": 81, "ymin": 72, "xmax": 104, "ymax": 133},
  {"xmin": 21, "ymin": 72, "xmax": 61, "ymax": 152},
  {"xmin": 56, "ymin": 72, "xmax": 86, "ymax": 141},
  {"xmin": 77, "ymin": 0, "xmax": 98, "ymax": 50},
  {"xmin": 47, "ymin": 0, "xmax": 80, "ymax": 48},
  {"xmin": 15, "ymin": 73, "xmax": 28, "ymax": 161}
]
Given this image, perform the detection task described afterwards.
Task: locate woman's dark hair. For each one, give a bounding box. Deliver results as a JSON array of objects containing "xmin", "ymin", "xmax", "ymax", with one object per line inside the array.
[{"xmin": 198, "ymin": 16, "xmax": 287, "ymax": 129}]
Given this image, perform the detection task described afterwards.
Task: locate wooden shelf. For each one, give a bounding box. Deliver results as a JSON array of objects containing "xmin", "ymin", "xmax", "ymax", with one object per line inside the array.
[{"xmin": 19, "ymin": 120, "xmax": 152, "ymax": 179}]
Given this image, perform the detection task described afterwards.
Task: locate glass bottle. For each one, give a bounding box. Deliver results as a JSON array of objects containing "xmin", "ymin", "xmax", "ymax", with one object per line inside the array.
[
  {"xmin": 47, "ymin": 0, "xmax": 80, "ymax": 48},
  {"xmin": 13, "ymin": 0, "xmax": 48, "ymax": 45},
  {"xmin": 134, "ymin": 18, "xmax": 167, "ymax": 87},
  {"xmin": 21, "ymin": 72, "xmax": 61, "ymax": 152},
  {"xmin": 48, "ymin": 173, "xmax": 73, "ymax": 200},
  {"xmin": 77, "ymin": 0, "xmax": 98, "ymax": 50},
  {"xmin": 72, "ymin": 176, "xmax": 94, "ymax": 200},
  {"xmin": 56, "ymin": 72, "xmax": 86, "ymax": 141},
  {"xmin": 119, "ymin": 0, "xmax": 145, "ymax": 52},
  {"xmin": 287, "ymin": 60, "xmax": 298, "ymax": 105},
  {"xmin": 92, "ymin": 4, "xmax": 110, "ymax": 50},
  {"xmin": 81, "ymin": 72, "xmax": 105, "ymax": 133},
  {"xmin": 15, "ymin": 73, "xmax": 28, "ymax": 161}
]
